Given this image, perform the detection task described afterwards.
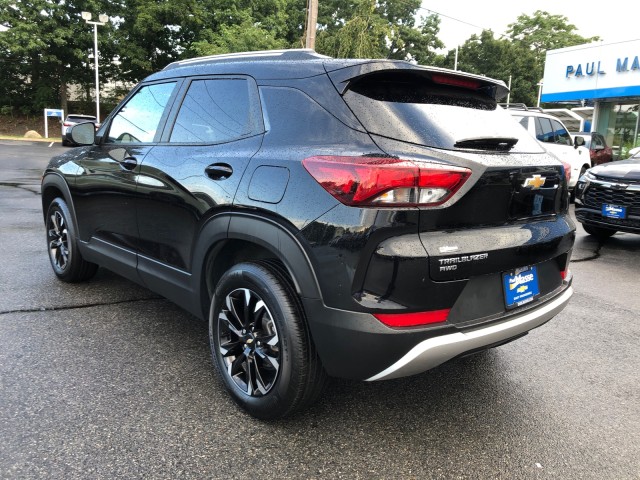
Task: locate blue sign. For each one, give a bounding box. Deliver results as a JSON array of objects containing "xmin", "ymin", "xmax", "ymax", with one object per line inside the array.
[
  {"xmin": 45, "ymin": 109, "xmax": 64, "ymax": 117},
  {"xmin": 503, "ymin": 266, "xmax": 540, "ymax": 309},
  {"xmin": 602, "ymin": 204, "xmax": 626, "ymax": 219}
]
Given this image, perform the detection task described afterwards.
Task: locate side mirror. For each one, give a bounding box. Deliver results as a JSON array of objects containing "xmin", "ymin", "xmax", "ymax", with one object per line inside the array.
[
  {"xmin": 574, "ymin": 135, "xmax": 585, "ymax": 148},
  {"xmin": 68, "ymin": 122, "xmax": 96, "ymax": 146}
]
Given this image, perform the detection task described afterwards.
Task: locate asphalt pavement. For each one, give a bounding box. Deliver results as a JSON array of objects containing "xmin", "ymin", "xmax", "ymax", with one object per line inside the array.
[{"xmin": 0, "ymin": 141, "xmax": 638, "ymax": 479}]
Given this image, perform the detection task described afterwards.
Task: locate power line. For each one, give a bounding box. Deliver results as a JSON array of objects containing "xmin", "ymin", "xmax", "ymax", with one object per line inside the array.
[{"xmin": 417, "ymin": 6, "xmax": 487, "ymax": 31}]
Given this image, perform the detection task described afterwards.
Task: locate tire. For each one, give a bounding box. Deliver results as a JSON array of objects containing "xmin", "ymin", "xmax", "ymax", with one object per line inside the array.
[
  {"xmin": 209, "ymin": 261, "xmax": 326, "ymax": 419},
  {"xmin": 61, "ymin": 138, "xmax": 69, "ymax": 147},
  {"xmin": 45, "ymin": 197, "xmax": 98, "ymax": 282},
  {"xmin": 583, "ymin": 224, "xmax": 617, "ymax": 239}
]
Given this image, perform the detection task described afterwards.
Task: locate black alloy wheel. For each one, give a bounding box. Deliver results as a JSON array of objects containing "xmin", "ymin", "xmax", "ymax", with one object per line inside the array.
[
  {"xmin": 45, "ymin": 198, "xmax": 98, "ymax": 282},
  {"xmin": 210, "ymin": 261, "xmax": 326, "ymax": 419},
  {"xmin": 218, "ymin": 287, "xmax": 281, "ymax": 396}
]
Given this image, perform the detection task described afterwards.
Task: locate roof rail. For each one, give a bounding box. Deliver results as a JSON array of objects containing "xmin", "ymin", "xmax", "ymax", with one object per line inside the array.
[
  {"xmin": 499, "ymin": 103, "xmax": 543, "ymax": 112},
  {"xmin": 163, "ymin": 49, "xmax": 330, "ymax": 70}
]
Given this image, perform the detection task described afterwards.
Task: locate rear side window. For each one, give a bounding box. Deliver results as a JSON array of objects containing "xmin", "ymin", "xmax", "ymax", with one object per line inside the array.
[
  {"xmin": 108, "ymin": 82, "xmax": 176, "ymax": 143},
  {"xmin": 170, "ymin": 78, "xmax": 255, "ymax": 143},
  {"xmin": 342, "ymin": 72, "xmax": 542, "ymax": 153}
]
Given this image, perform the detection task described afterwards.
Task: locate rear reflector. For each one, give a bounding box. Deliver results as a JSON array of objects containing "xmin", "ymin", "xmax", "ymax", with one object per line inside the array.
[
  {"xmin": 374, "ymin": 309, "xmax": 450, "ymax": 328},
  {"xmin": 302, "ymin": 156, "xmax": 470, "ymax": 207}
]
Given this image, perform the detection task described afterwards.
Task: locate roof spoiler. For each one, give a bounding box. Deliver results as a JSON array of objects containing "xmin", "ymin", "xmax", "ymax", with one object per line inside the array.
[{"xmin": 325, "ymin": 61, "xmax": 509, "ymax": 101}]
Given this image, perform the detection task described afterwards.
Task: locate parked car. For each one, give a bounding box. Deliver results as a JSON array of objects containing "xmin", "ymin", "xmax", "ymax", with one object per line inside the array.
[
  {"xmin": 575, "ymin": 158, "xmax": 640, "ymax": 238},
  {"xmin": 42, "ymin": 50, "xmax": 575, "ymax": 419},
  {"xmin": 61, "ymin": 114, "xmax": 97, "ymax": 146},
  {"xmin": 506, "ymin": 106, "xmax": 590, "ymax": 188},
  {"xmin": 571, "ymin": 131, "xmax": 613, "ymax": 166}
]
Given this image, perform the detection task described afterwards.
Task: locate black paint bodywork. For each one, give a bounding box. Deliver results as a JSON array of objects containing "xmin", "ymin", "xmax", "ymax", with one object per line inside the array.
[
  {"xmin": 575, "ymin": 159, "xmax": 640, "ymax": 234},
  {"xmin": 42, "ymin": 51, "xmax": 575, "ymax": 380}
]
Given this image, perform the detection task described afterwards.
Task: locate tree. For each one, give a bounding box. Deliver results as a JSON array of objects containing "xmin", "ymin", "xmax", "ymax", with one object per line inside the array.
[
  {"xmin": 506, "ymin": 10, "xmax": 599, "ymax": 58},
  {"xmin": 0, "ymin": 0, "xmax": 117, "ymax": 115},
  {"xmin": 315, "ymin": 0, "xmax": 445, "ymax": 62},
  {"xmin": 506, "ymin": 10, "xmax": 600, "ymax": 104},
  {"xmin": 450, "ymin": 30, "xmax": 539, "ymax": 105},
  {"xmin": 316, "ymin": 0, "xmax": 389, "ymax": 58}
]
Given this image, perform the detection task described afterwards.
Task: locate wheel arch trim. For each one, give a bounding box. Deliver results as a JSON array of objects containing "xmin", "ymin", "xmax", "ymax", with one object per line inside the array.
[
  {"xmin": 192, "ymin": 212, "xmax": 322, "ymax": 319},
  {"xmin": 41, "ymin": 173, "xmax": 78, "ymax": 229}
]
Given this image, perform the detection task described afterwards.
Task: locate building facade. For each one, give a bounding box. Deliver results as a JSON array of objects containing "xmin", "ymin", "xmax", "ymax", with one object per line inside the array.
[{"xmin": 541, "ymin": 39, "xmax": 640, "ymax": 159}]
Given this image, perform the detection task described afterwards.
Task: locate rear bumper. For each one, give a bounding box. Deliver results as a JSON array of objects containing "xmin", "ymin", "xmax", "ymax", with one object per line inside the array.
[
  {"xmin": 303, "ymin": 283, "xmax": 573, "ymax": 381},
  {"xmin": 366, "ymin": 286, "xmax": 573, "ymax": 381}
]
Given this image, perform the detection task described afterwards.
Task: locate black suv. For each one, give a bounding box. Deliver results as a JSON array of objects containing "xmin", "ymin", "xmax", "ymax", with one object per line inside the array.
[{"xmin": 43, "ymin": 49, "xmax": 575, "ymax": 419}]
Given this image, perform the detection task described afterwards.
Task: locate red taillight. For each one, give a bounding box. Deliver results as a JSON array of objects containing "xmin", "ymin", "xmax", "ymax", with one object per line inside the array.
[
  {"xmin": 374, "ymin": 309, "xmax": 450, "ymax": 328},
  {"xmin": 63, "ymin": 122, "xmax": 72, "ymax": 127},
  {"xmin": 560, "ymin": 160, "xmax": 571, "ymax": 183},
  {"xmin": 430, "ymin": 73, "xmax": 481, "ymax": 90},
  {"xmin": 302, "ymin": 156, "xmax": 471, "ymax": 207},
  {"xmin": 561, "ymin": 269, "xmax": 570, "ymax": 280}
]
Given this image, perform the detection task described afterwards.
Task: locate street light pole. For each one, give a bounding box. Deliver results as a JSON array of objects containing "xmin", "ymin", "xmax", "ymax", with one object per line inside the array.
[{"xmin": 82, "ymin": 12, "xmax": 108, "ymax": 122}]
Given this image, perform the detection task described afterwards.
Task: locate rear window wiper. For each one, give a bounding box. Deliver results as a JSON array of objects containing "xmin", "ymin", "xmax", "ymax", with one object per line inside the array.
[{"xmin": 454, "ymin": 137, "xmax": 519, "ymax": 151}]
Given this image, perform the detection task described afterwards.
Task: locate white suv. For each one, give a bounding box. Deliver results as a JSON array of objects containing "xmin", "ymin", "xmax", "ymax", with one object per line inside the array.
[{"xmin": 507, "ymin": 107, "xmax": 590, "ymax": 188}]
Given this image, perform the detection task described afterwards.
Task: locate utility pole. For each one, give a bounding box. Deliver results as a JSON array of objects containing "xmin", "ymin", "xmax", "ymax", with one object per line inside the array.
[{"xmin": 305, "ymin": 0, "xmax": 318, "ymax": 50}]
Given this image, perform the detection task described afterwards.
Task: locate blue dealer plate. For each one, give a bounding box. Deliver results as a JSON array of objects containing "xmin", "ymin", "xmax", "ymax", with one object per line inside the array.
[
  {"xmin": 503, "ymin": 266, "xmax": 540, "ymax": 309},
  {"xmin": 602, "ymin": 204, "xmax": 627, "ymax": 219}
]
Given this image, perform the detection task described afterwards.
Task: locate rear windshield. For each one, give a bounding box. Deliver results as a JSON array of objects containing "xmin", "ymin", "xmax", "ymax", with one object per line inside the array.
[
  {"xmin": 67, "ymin": 116, "xmax": 96, "ymax": 123},
  {"xmin": 343, "ymin": 72, "xmax": 542, "ymax": 153}
]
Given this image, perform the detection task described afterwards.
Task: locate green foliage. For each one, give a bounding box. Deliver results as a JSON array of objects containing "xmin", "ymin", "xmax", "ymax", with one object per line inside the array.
[
  {"xmin": 191, "ymin": 18, "xmax": 287, "ymax": 56},
  {"xmin": 0, "ymin": 1, "xmax": 602, "ymax": 114},
  {"xmin": 0, "ymin": 0, "xmax": 117, "ymax": 114},
  {"xmin": 506, "ymin": 10, "xmax": 600, "ymax": 57},
  {"xmin": 316, "ymin": 0, "xmax": 389, "ymax": 58},
  {"xmin": 450, "ymin": 30, "xmax": 539, "ymax": 105}
]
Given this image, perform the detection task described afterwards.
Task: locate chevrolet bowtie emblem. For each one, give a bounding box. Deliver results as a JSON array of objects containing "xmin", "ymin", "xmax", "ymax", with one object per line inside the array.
[{"xmin": 523, "ymin": 175, "xmax": 546, "ymax": 189}]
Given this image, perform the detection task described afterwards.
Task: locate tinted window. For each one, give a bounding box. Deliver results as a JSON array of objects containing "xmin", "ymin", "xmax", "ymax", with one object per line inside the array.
[
  {"xmin": 170, "ymin": 79, "xmax": 253, "ymax": 143},
  {"xmin": 108, "ymin": 82, "xmax": 176, "ymax": 143},
  {"xmin": 67, "ymin": 115, "xmax": 96, "ymax": 123},
  {"xmin": 592, "ymin": 134, "xmax": 604, "ymax": 148},
  {"xmin": 518, "ymin": 116, "xmax": 528, "ymax": 129},
  {"xmin": 535, "ymin": 117, "xmax": 555, "ymax": 143},
  {"xmin": 551, "ymin": 120, "xmax": 571, "ymax": 145},
  {"xmin": 342, "ymin": 72, "xmax": 542, "ymax": 153}
]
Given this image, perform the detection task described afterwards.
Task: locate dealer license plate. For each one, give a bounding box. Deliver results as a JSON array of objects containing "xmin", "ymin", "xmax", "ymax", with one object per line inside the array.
[
  {"xmin": 602, "ymin": 204, "xmax": 627, "ymax": 219},
  {"xmin": 503, "ymin": 266, "xmax": 540, "ymax": 309}
]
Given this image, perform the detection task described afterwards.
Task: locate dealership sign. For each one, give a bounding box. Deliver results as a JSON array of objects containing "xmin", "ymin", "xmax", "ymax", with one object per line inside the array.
[{"xmin": 541, "ymin": 39, "xmax": 640, "ymax": 102}]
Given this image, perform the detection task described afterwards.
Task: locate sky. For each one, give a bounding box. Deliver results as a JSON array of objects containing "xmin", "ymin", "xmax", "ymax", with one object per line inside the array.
[{"xmin": 419, "ymin": 1, "xmax": 633, "ymax": 50}]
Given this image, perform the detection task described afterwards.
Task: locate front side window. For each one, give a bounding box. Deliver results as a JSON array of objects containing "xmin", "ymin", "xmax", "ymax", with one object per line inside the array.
[
  {"xmin": 108, "ymin": 82, "xmax": 177, "ymax": 144},
  {"xmin": 170, "ymin": 79, "xmax": 254, "ymax": 143},
  {"xmin": 535, "ymin": 117, "xmax": 555, "ymax": 143},
  {"xmin": 551, "ymin": 120, "xmax": 572, "ymax": 145}
]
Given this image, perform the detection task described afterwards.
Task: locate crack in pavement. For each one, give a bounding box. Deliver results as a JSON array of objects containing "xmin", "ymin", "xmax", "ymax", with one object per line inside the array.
[
  {"xmin": 0, "ymin": 182, "xmax": 41, "ymax": 196},
  {"xmin": 0, "ymin": 296, "xmax": 165, "ymax": 316},
  {"xmin": 571, "ymin": 240, "xmax": 604, "ymax": 263}
]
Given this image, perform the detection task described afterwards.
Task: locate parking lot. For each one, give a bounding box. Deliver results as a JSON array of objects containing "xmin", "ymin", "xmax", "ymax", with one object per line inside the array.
[{"xmin": 0, "ymin": 140, "xmax": 638, "ymax": 479}]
